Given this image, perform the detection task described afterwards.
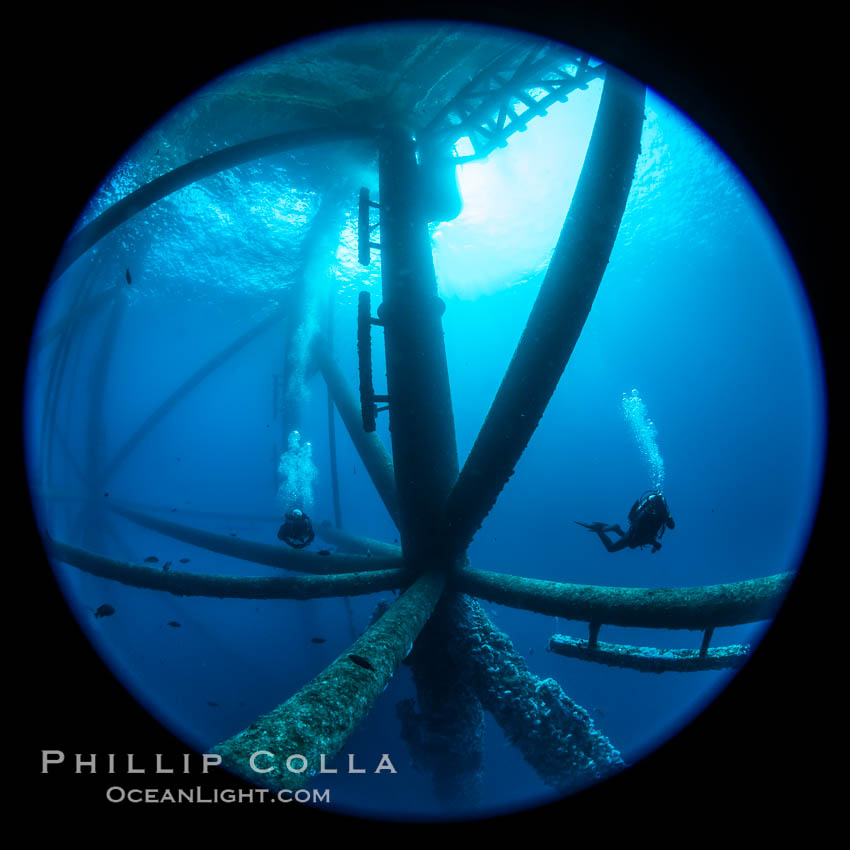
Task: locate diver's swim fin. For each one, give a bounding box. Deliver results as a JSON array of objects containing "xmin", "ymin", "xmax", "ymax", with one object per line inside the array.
[{"xmin": 574, "ymin": 521, "xmax": 606, "ymax": 531}]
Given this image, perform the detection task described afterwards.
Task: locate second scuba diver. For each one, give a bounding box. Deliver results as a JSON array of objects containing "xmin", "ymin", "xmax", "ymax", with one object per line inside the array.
[
  {"xmin": 576, "ymin": 490, "xmax": 674, "ymax": 553},
  {"xmin": 277, "ymin": 508, "xmax": 315, "ymax": 549}
]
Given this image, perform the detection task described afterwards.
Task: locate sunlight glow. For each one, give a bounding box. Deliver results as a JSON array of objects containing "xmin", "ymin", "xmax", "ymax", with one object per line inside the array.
[{"xmin": 432, "ymin": 79, "xmax": 603, "ymax": 300}]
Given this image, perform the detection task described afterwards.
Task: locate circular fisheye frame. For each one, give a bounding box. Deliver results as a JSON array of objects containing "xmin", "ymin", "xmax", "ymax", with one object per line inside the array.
[{"xmin": 25, "ymin": 21, "xmax": 825, "ymax": 822}]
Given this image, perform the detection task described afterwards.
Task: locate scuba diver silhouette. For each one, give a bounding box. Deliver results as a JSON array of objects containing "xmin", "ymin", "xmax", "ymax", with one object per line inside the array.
[
  {"xmin": 576, "ymin": 490, "xmax": 675, "ymax": 553},
  {"xmin": 277, "ymin": 508, "xmax": 315, "ymax": 549}
]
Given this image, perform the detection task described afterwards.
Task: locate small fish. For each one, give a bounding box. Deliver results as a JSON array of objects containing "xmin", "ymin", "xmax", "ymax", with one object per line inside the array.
[
  {"xmin": 311, "ymin": 637, "xmax": 327, "ymax": 644},
  {"xmin": 171, "ymin": 508, "xmax": 177, "ymax": 512},
  {"xmin": 167, "ymin": 621, "xmax": 181, "ymax": 628},
  {"xmin": 368, "ymin": 599, "xmax": 392, "ymax": 627},
  {"xmin": 94, "ymin": 604, "xmax": 115, "ymax": 618},
  {"xmin": 179, "ymin": 558, "xmax": 190, "ymax": 564},
  {"xmin": 143, "ymin": 556, "xmax": 159, "ymax": 563},
  {"xmin": 317, "ymin": 549, "xmax": 331, "ymax": 556},
  {"xmin": 125, "ymin": 268, "xmax": 132, "ymax": 285},
  {"xmin": 229, "ymin": 533, "xmax": 237, "ymax": 537},
  {"xmin": 348, "ymin": 654, "xmax": 376, "ymax": 672},
  {"xmin": 162, "ymin": 561, "xmax": 172, "ymax": 571},
  {"xmin": 103, "ymin": 492, "xmax": 109, "ymax": 498},
  {"xmin": 207, "ymin": 701, "xmax": 218, "ymax": 707}
]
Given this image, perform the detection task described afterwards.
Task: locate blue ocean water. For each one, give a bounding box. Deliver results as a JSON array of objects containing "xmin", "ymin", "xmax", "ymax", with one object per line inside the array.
[{"xmin": 23, "ymin": 26, "xmax": 825, "ymax": 822}]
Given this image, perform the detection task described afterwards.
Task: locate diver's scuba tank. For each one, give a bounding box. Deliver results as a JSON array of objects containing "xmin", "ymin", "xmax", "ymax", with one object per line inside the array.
[{"xmin": 629, "ymin": 489, "xmax": 669, "ymax": 539}]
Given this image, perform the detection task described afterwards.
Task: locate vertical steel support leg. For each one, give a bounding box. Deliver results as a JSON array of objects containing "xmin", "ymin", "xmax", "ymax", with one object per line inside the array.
[
  {"xmin": 378, "ymin": 128, "xmax": 459, "ymax": 562},
  {"xmin": 377, "ymin": 128, "xmax": 485, "ymax": 806}
]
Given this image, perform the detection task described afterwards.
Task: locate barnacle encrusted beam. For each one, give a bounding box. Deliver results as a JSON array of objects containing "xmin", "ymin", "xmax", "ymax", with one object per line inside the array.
[
  {"xmin": 398, "ymin": 601, "xmax": 485, "ymax": 809},
  {"xmin": 440, "ymin": 594, "xmax": 625, "ymax": 793},
  {"xmin": 106, "ymin": 502, "xmax": 402, "ymax": 574},
  {"xmin": 456, "ymin": 568, "xmax": 792, "ymax": 629},
  {"xmin": 548, "ymin": 635, "xmax": 750, "ymax": 672},
  {"xmin": 313, "ymin": 336, "xmax": 400, "ymax": 527},
  {"xmin": 212, "ymin": 569, "xmax": 446, "ymax": 791},
  {"xmin": 48, "ymin": 538, "xmax": 408, "ymax": 599},
  {"xmin": 443, "ymin": 67, "xmax": 646, "ymax": 555}
]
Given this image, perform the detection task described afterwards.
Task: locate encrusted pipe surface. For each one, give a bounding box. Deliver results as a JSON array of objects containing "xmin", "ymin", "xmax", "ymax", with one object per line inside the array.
[
  {"xmin": 549, "ymin": 635, "xmax": 750, "ymax": 673},
  {"xmin": 456, "ymin": 567, "xmax": 793, "ymax": 630},
  {"xmin": 48, "ymin": 538, "xmax": 407, "ymax": 599},
  {"xmin": 212, "ymin": 570, "xmax": 446, "ymax": 791}
]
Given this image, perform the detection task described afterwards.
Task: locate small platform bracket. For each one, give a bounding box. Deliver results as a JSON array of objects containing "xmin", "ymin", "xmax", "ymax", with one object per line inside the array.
[
  {"xmin": 358, "ymin": 291, "xmax": 389, "ymax": 432},
  {"xmin": 358, "ymin": 188, "xmax": 381, "ymax": 266}
]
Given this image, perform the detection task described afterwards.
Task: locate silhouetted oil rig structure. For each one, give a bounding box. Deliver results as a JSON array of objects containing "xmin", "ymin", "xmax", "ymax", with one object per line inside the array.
[{"xmin": 31, "ymin": 28, "xmax": 791, "ymax": 808}]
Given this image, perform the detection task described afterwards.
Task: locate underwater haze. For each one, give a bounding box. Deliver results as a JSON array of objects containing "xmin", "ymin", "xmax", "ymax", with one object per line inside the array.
[{"xmin": 24, "ymin": 22, "xmax": 825, "ymax": 822}]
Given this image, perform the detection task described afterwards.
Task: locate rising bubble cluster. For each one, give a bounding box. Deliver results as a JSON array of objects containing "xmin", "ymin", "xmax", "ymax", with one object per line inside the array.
[
  {"xmin": 277, "ymin": 430, "xmax": 318, "ymax": 511},
  {"xmin": 621, "ymin": 389, "xmax": 665, "ymax": 492}
]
